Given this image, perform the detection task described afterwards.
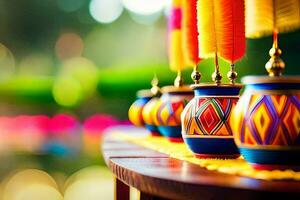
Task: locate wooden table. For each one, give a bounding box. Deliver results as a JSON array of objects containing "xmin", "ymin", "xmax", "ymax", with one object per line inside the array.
[{"xmin": 102, "ymin": 126, "xmax": 300, "ymax": 200}]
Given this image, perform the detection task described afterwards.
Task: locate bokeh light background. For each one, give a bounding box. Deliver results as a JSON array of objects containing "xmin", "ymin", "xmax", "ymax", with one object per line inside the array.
[{"xmin": 0, "ymin": 0, "xmax": 298, "ymax": 199}]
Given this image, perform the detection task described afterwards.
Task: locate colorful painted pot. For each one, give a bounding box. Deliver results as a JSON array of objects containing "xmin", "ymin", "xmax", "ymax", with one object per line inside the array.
[
  {"xmin": 231, "ymin": 76, "xmax": 300, "ymax": 170},
  {"xmin": 154, "ymin": 86, "xmax": 193, "ymax": 142},
  {"xmin": 142, "ymin": 97, "xmax": 161, "ymax": 136},
  {"xmin": 181, "ymin": 84, "xmax": 242, "ymax": 158},
  {"xmin": 128, "ymin": 89, "xmax": 152, "ymax": 127}
]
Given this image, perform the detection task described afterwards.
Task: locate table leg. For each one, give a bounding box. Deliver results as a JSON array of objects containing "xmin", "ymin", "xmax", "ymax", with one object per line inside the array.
[
  {"xmin": 115, "ymin": 177, "xmax": 130, "ymax": 200},
  {"xmin": 140, "ymin": 192, "xmax": 170, "ymax": 200}
]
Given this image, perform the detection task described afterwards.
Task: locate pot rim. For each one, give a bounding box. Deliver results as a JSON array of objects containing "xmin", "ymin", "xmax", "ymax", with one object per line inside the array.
[
  {"xmin": 161, "ymin": 85, "xmax": 193, "ymax": 93},
  {"xmin": 137, "ymin": 89, "xmax": 153, "ymax": 98},
  {"xmin": 242, "ymin": 75, "xmax": 300, "ymax": 84},
  {"xmin": 191, "ymin": 83, "xmax": 243, "ymax": 89}
]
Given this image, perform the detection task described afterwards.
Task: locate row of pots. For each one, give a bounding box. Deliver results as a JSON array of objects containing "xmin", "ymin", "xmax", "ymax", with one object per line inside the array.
[{"xmin": 128, "ymin": 76, "xmax": 300, "ymax": 170}]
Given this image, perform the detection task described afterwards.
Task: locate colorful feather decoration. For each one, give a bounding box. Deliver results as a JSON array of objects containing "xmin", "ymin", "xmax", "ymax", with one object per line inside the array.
[
  {"xmin": 197, "ymin": 0, "xmax": 217, "ymax": 59},
  {"xmin": 182, "ymin": 0, "xmax": 201, "ymax": 65},
  {"xmin": 245, "ymin": 0, "xmax": 300, "ymax": 38},
  {"xmin": 168, "ymin": 0, "xmax": 185, "ymax": 72},
  {"xmin": 216, "ymin": 0, "xmax": 246, "ymax": 65},
  {"xmin": 197, "ymin": 0, "xmax": 246, "ymax": 83},
  {"xmin": 182, "ymin": 0, "xmax": 202, "ymax": 83},
  {"xmin": 245, "ymin": 0, "xmax": 300, "ymax": 76}
]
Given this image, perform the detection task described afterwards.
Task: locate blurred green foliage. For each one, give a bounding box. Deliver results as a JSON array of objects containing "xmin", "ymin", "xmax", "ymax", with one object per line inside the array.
[{"xmin": 0, "ymin": 0, "xmax": 298, "ymax": 119}]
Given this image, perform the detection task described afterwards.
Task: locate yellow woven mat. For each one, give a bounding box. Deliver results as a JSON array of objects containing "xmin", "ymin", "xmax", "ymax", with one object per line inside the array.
[{"xmin": 112, "ymin": 132, "xmax": 300, "ymax": 181}]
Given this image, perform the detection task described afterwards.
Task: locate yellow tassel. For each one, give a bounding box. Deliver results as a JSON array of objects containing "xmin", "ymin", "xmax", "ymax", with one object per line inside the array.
[
  {"xmin": 246, "ymin": 0, "xmax": 300, "ymax": 38},
  {"xmin": 172, "ymin": 0, "xmax": 182, "ymax": 7},
  {"xmin": 197, "ymin": 0, "xmax": 217, "ymax": 59},
  {"xmin": 169, "ymin": 30, "xmax": 185, "ymax": 72}
]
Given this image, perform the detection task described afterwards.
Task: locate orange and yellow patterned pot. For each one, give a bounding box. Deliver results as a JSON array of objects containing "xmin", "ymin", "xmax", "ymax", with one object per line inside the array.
[
  {"xmin": 154, "ymin": 86, "xmax": 193, "ymax": 142},
  {"xmin": 231, "ymin": 76, "xmax": 300, "ymax": 170},
  {"xmin": 128, "ymin": 89, "xmax": 152, "ymax": 127},
  {"xmin": 142, "ymin": 97, "xmax": 162, "ymax": 136},
  {"xmin": 181, "ymin": 84, "xmax": 242, "ymax": 158}
]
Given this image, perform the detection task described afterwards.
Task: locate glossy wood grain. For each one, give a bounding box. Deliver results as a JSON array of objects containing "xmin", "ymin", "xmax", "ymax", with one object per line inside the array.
[{"xmin": 103, "ymin": 132, "xmax": 300, "ymax": 200}]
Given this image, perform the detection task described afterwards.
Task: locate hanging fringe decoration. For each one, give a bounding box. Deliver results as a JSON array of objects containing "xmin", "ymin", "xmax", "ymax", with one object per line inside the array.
[
  {"xmin": 217, "ymin": 0, "xmax": 246, "ymax": 84},
  {"xmin": 169, "ymin": 31, "xmax": 184, "ymax": 72},
  {"xmin": 245, "ymin": 0, "xmax": 300, "ymax": 76},
  {"xmin": 245, "ymin": 0, "xmax": 300, "ymax": 38},
  {"xmin": 168, "ymin": 0, "xmax": 186, "ymax": 86},
  {"xmin": 197, "ymin": 0, "xmax": 246, "ymax": 84},
  {"xmin": 217, "ymin": 0, "xmax": 245, "ymax": 64},
  {"xmin": 182, "ymin": 0, "xmax": 202, "ymax": 84},
  {"xmin": 182, "ymin": 0, "xmax": 201, "ymax": 64},
  {"xmin": 197, "ymin": 0, "xmax": 218, "ymax": 59}
]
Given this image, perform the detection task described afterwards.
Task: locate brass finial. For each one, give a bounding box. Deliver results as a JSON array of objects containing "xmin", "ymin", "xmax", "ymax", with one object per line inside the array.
[
  {"xmin": 174, "ymin": 70, "xmax": 184, "ymax": 87},
  {"xmin": 212, "ymin": 53, "xmax": 222, "ymax": 84},
  {"xmin": 150, "ymin": 75, "xmax": 160, "ymax": 95},
  {"xmin": 265, "ymin": 46, "xmax": 285, "ymax": 76},
  {"xmin": 212, "ymin": 70, "xmax": 222, "ymax": 84},
  {"xmin": 227, "ymin": 64, "xmax": 238, "ymax": 84},
  {"xmin": 265, "ymin": 31, "xmax": 285, "ymax": 76},
  {"xmin": 191, "ymin": 64, "xmax": 201, "ymax": 84}
]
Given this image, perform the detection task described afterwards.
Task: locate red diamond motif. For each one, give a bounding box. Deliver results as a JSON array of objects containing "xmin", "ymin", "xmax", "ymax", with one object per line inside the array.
[
  {"xmin": 171, "ymin": 102, "xmax": 182, "ymax": 112},
  {"xmin": 199, "ymin": 104, "xmax": 220, "ymax": 134},
  {"xmin": 215, "ymin": 98, "xmax": 229, "ymax": 111}
]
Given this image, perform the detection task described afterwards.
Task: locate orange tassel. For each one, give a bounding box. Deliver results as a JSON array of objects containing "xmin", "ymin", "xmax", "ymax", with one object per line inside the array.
[
  {"xmin": 216, "ymin": 0, "xmax": 246, "ymax": 64},
  {"xmin": 182, "ymin": 0, "xmax": 201, "ymax": 65}
]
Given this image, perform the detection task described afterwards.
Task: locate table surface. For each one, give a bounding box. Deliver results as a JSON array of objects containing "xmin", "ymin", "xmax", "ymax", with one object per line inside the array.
[{"xmin": 102, "ymin": 126, "xmax": 300, "ymax": 200}]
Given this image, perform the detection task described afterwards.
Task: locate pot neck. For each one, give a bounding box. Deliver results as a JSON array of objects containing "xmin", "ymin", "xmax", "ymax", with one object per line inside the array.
[
  {"xmin": 246, "ymin": 82, "xmax": 300, "ymax": 90},
  {"xmin": 193, "ymin": 86, "xmax": 242, "ymax": 96},
  {"xmin": 164, "ymin": 91, "xmax": 194, "ymax": 96}
]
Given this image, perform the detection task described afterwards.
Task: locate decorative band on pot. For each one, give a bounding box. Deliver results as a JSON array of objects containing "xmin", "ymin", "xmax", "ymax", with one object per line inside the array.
[
  {"xmin": 231, "ymin": 76, "xmax": 300, "ymax": 170},
  {"xmin": 181, "ymin": 84, "xmax": 242, "ymax": 158},
  {"xmin": 142, "ymin": 97, "xmax": 162, "ymax": 136},
  {"xmin": 128, "ymin": 89, "xmax": 152, "ymax": 127},
  {"xmin": 154, "ymin": 85, "xmax": 193, "ymax": 142}
]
